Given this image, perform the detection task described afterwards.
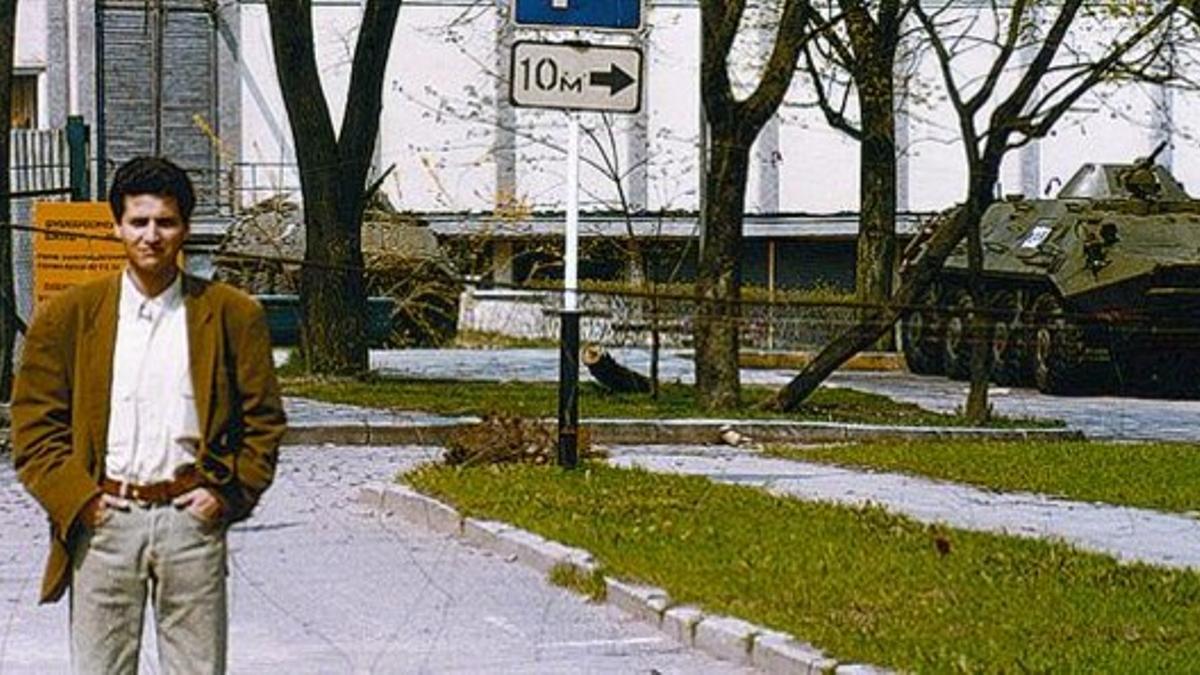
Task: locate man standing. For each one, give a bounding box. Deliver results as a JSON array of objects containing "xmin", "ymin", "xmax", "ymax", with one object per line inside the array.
[{"xmin": 11, "ymin": 156, "xmax": 286, "ymax": 673}]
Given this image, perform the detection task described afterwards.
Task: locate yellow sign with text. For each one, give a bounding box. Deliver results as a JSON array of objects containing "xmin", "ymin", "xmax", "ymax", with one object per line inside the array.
[{"xmin": 32, "ymin": 202, "xmax": 125, "ymax": 306}]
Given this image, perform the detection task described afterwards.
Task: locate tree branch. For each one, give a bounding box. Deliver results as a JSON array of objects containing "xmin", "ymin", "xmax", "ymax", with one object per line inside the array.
[
  {"xmin": 337, "ymin": 0, "xmax": 404, "ymax": 207},
  {"xmin": 741, "ymin": 0, "xmax": 816, "ymax": 133},
  {"xmin": 801, "ymin": 41, "xmax": 863, "ymax": 140}
]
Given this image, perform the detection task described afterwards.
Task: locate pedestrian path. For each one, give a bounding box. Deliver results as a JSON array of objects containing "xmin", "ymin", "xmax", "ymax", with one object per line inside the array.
[
  {"xmin": 0, "ymin": 446, "xmax": 749, "ymax": 674},
  {"xmin": 608, "ymin": 445, "xmax": 1200, "ymax": 571}
]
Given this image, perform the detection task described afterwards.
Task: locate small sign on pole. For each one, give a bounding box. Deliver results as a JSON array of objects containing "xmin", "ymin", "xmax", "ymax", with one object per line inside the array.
[
  {"xmin": 512, "ymin": 0, "xmax": 643, "ymax": 31},
  {"xmin": 509, "ymin": 41, "xmax": 643, "ymax": 114},
  {"xmin": 507, "ymin": 7, "xmax": 647, "ymax": 468}
]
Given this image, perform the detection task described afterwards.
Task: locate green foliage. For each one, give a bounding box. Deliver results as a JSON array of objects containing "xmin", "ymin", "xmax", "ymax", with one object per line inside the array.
[
  {"xmin": 275, "ymin": 348, "xmax": 306, "ymax": 379},
  {"xmin": 548, "ymin": 563, "xmax": 607, "ymax": 602},
  {"xmin": 407, "ymin": 463, "xmax": 1200, "ymax": 672},
  {"xmin": 281, "ymin": 377, "xmax": 1059, "ymax": 428},
  {"xmin": 768, "ymin": 439, "xmax": 1200, "ymax": 514}
]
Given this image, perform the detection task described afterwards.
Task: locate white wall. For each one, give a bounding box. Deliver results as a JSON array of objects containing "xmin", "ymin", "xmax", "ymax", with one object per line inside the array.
[
  {"xmin": 14, "ymin": 0, "xmax": 47, "ymax": 67},
  {"xmin": 238, "ymin": 2, "xmax": 1195, "ymax": 215}
]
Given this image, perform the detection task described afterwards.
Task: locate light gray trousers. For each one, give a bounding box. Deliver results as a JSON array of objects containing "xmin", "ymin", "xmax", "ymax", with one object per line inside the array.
[{"xmin": 69, "ymin": 502, "xmax": 227, "ymax": 675}]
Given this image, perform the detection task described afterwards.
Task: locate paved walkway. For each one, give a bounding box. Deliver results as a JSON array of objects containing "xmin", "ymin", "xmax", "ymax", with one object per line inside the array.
[
  {"xmin": 608, "ymin": 445, "xmax": 1200, "ymax": 571},
  {"xmin": 0, "ymin": 446, "xmax": 748, "ymax": 674},
  {"xmin": 357, "ymin": 348, "xmax": 1200, "ymax": 441}
]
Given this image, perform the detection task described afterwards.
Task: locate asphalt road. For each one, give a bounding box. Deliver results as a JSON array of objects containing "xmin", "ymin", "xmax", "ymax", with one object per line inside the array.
[{"xmin": 0, "ymin": 446, "xmax": 749, "ymax": 674}]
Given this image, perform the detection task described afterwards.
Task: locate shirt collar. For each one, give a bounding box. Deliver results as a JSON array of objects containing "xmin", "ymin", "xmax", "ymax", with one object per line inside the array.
[{"xmin": 120, "ymin": 269, "xmax": 183, "ymax": 320}]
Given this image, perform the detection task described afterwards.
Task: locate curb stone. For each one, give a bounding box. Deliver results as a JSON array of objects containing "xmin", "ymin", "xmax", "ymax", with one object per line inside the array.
[
  {"xmin": 694, "ymin": 615, "xmax": 760, "ymax": 665},
  {"xmin": 605, "ymin": 578, "xmax": 669, "ymax": 627},
  {"xmin": 368, "ymin": 483, "xmax": 462, "ymax": 536},
  {"xmin": 461, "ymin": 518, "xmax": 513, "ymax": 556},
  {"xmin": 363, "ymin": 483, "xmax": 891, "ymax": 673},
  {"xmin": 498, "ymin": 528, "xmax": 597, "ymax": 575},
  {"xmin": 753, "ymin": 630, "xmax": 838, "ymax": 675},
  {"xmin": 836, "ymin": 665, "xmax": 892, "ymax": 675},
  {"xmin": 661, "ymin": 605, "xmax": 705, "ymax": 647},
  {"xmin": 285, "ymin": 416, "xmax": 1081, "ymax": 448}
]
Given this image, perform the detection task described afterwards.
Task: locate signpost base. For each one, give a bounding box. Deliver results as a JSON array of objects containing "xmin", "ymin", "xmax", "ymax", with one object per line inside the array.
[{"xmin": 556, "ymin": 309, "xmax": 582, "ymax": 469}]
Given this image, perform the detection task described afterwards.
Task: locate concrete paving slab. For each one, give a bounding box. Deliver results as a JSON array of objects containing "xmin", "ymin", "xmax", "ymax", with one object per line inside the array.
[
  {"xmin": 0, "ymin": 446, "xmax": 752, "ymax": 674},
  {"xmin": 609, "ymin": 445, "xmax": 1200, "ymax": 570}
]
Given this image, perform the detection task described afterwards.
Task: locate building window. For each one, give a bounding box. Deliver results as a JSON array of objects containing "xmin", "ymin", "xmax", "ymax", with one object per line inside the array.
[{"xmin": 10, "ymin": 74, "xmax": 37, "ymax": 129}]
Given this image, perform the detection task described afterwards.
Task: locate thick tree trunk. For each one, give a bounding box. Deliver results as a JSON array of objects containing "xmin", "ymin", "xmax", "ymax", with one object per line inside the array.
[
  {"xmin": 0, "ymin": 0, "xmax": 17, "ymax": 401},
  {"xmin": 855, "ymin": 62, "xmax": 898, "ymax": 350},
  {"xmin": 298, "ymin": 181, "xmax": 369, "ymax": 375},
  {"xmin": 267, "ymin": 0, "xmax": 399, "ymax": 376},
  {"xmin": 694, "ymin": 131, "xmax": 751, "ymax": 410}
]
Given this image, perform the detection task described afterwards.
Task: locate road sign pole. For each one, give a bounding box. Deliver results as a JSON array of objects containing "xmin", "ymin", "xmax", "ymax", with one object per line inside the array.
[
  {"xmin": 565, "ymin": 112, "xmax": 580, "ymax": 311},
  {"xmin": 557, "ymin": 111, "xmax": 582, "ymax": 469}
]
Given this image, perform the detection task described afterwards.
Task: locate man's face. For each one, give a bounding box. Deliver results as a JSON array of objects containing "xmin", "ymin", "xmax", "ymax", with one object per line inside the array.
[{"xmin": 114, "ymin": 194, "xmax": 188, "ymax": 278}]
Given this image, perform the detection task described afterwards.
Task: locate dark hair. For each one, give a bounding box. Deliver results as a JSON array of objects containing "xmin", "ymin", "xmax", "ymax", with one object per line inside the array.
[{"xmin": 108, "ymin": 156, "xmax": 196, "ymax": 224}]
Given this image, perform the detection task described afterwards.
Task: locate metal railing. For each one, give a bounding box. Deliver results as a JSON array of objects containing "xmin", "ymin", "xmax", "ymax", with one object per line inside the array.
[
  {"xmin": 9, "ymin": 128, "xmax": 72, "ymax": 198},
  {"xmin": 231, "ymin": 162, "xmax": 303, "ymax": 211}
]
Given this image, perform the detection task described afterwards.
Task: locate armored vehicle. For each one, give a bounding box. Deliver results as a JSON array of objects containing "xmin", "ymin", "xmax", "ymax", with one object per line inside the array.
[{"xmin": 901, "ymin": 144, "xmax": 1200, "ymax": 396}]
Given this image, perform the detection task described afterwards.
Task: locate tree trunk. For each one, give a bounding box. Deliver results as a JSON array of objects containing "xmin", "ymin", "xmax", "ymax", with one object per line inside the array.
[
  {"xmin": 583, "ymin": 344, "xmax": 651, "ymax": 394},
  {"xmin": 298, "ymin": 181, "xmax": 369, "ymax": 375},
  {"xmin": 855, "ymin": 58, "xmax": 897, "ymax": 350},
  {"xmin": 963, "ymin": 170, "xmax": 999, "ymax": 423},
  {"xmin": 771, "ymin": 206, "xmax": 974, "ymax": 411},
  {"xmin": 0, "ymin": 0, "xmax": 17, "ymax": 401},
  {"xmin": 266, "ymin": 0, "xmax": 400, "ymax": 376},
  {"xmin": 650, "ymin": 289, "xmax": 660, "ymax": 399},
  {"xmin": 694, "ymin": 129, "xmax": 751, "ymax": 411}
]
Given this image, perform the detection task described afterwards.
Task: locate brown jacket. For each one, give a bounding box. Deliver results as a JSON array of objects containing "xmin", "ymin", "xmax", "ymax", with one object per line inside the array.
[{"xmin": 11, "ymin": 273, "xmax": 287, "ymax": 603}]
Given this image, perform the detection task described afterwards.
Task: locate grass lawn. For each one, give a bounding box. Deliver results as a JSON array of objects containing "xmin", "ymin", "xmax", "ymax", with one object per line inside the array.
[
  {"xmin": 282, "ymin": 377, "xmax": 1059, "ymax": 428},
  {"xmin": 767, "ymin": 439, "xmax": 1200, "ymax": 514},
  {"xmin": 408, "ymin": 463, "xmax": 1200, "ymax": 672}
]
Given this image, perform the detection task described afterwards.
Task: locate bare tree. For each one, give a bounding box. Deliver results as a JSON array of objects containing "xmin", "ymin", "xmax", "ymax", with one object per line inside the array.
[
  {"xmin": 0, "ymin": 0, "xmax": 17, "ymax": 400},
  {"xmin": 772, "ymin": 0, "xmax": 1181, "ymax": 414},
  {"xmin": 265, "ymin": 0, "xmax": 402, "ymax": 375},
  {"xmin": 696, "ymin": 0, "xmax": 813, "ymax": 410},
  {"xmin": 802, "ymin": 0, "xmax": 914, "ymax": 338}
]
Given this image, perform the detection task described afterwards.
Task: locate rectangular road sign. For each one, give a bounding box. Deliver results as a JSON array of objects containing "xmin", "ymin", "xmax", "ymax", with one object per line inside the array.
[
  {"xmin": 510, "ymin": 41, "xmax": 643, "ymax": 114},
  {"xmin": 512, "ymin": 0, "xmax": 643, "ymax": 31}
]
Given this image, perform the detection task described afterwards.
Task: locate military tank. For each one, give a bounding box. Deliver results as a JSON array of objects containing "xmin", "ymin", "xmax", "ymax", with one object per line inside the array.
[{"xmin": 900, "ymin": 143, "xmax": 1200, "ymax": 396}]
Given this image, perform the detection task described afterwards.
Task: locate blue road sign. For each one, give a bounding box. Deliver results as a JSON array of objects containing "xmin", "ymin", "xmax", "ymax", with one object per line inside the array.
[{"xmin": 512, "ymin": 0, "xmax": 642, "ymax": 31}]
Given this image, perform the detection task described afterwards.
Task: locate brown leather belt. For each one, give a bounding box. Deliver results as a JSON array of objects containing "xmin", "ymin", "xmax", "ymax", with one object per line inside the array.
[{"xmin": 100, "ymin": 466, "xmax": 202, "ymax": 505}]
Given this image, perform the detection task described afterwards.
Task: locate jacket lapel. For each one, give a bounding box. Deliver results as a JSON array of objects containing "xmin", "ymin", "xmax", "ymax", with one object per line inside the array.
[
  {"xmin": 83, "ymin": 275, "xmax": 120, "ymax": 464},
  {"xmin": 184, "ymin": 275, "xmax": 216, "ymax": 438}
]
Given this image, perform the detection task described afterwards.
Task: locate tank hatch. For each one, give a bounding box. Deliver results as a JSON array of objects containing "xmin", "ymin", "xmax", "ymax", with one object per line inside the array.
[{"xmin": 1057, "ymin": 143, "xmax": 1190, "ymax": 202}]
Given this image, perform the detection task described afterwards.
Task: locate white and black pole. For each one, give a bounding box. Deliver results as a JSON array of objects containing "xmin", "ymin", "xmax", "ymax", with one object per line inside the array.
[{"xmin": 557, "ymin": 111, "xmax": 582, "ymax": 469}]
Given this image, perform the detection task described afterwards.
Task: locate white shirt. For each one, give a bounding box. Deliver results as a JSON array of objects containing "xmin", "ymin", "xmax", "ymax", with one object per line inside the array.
[{"xmin": 105, "ymin": 270, "xmax": 201, "ymax": 483}]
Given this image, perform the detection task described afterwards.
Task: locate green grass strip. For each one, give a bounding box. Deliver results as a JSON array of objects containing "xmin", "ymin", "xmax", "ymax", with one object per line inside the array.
[
  {"xmin": 767, "ymin": 440, "xmax": 1200, "ymax": 515},
  {"xmin": 408, "ymin": 463, "xmax": 1200, "ymax": 672},
  {"xmin": 283, "ymin": 377, "xmax": 1058, "ymax": 428}
]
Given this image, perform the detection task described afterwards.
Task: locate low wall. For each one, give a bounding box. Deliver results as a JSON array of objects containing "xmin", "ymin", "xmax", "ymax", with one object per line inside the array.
[{"xmin": 457, "ymin": 287, "xmax": 861, "ymax": 350}]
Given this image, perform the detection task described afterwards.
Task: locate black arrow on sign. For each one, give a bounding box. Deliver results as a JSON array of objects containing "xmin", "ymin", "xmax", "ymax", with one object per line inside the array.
[{"xmin": 589, "ymin": 64, "xmax": 635, "ymax": 96}]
